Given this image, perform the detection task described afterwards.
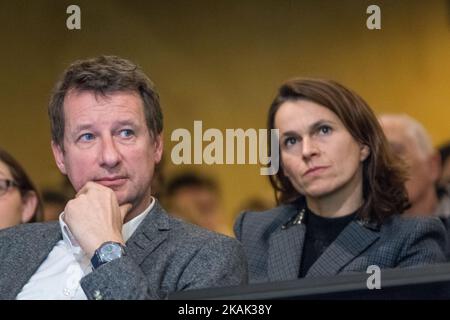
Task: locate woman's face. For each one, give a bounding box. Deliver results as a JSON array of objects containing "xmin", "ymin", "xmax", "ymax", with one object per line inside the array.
[
  {"xmin": 0, "ymin": 160, "xmax": 25, "ymax": 229},
  {"xmin": 274, "ymin": 100, "xmax": 369, "ymax": 202}
]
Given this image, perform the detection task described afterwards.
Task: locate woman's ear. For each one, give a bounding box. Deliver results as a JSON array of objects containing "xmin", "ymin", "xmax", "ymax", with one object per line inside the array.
[
  {"xmin": 21, "ymin": 191, "xmax": 38, "ymax": 223},
  {"xmin": 360, "ymin": 144, "xmax": 370, "ymax": 161}
]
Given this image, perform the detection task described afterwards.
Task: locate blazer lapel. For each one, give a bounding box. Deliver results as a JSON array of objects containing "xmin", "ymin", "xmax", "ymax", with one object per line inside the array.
[
  {"xmin": 306, "ymin": 220, "xmax": 380, "ymax": 277},
  {"xmin": 125, "ymin": 200, "xmax": 170, "ymax": 265},
  {"xmin": 0, "ymin": 222, "xmax": 62, "ymax": 299},
  {"xmin": 1, "ymin": 202, "xmax": 170, "ymax": 299},
  {"xmin": 267, "ymin": 223, "xmax": 306, "ymax": 282}
]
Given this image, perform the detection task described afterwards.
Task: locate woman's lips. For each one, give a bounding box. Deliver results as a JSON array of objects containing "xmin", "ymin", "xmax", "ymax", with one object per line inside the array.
[{"xmin": 304, "ymin": 166, "xmax": 329, "ymax": 177}]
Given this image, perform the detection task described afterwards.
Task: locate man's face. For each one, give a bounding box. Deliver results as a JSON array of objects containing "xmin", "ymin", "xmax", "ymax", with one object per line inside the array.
[
  {"xmin": 52, "ymin": 90, "xmax": 163, "ymax": 215},
  {"xmin": 379, "ymin": 119, "xmax": 434, "ymax": 205}
]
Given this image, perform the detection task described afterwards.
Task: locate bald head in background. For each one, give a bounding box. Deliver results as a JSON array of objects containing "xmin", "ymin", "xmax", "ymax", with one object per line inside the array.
[{"xmin": 379, "ymin": 114, "xmax": 443, "ymax": 216}]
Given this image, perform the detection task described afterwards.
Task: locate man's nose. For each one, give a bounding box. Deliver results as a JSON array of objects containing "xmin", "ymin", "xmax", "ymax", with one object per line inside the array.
[{"xmin": 100, "ymin": 137, "xmax": 121, "ymax": 168}]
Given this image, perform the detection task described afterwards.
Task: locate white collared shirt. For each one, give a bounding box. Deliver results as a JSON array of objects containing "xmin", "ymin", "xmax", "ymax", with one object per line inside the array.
[{"xmin": 16, "ymin": 197, "xmax": 155, "ymax": 300}]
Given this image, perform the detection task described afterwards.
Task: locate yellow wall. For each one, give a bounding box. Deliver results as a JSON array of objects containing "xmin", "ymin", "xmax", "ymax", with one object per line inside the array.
[{"xmin": 0, "ymin": 0, "xmax": 449, "ymax": 227}]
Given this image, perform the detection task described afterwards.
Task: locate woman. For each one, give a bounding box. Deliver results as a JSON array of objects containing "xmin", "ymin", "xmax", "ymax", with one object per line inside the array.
[
  {"xmin": 0, "ymin": 148, "xmax": 43, "ymax": 229},
  {"xmin": 234, "ymin": 79, "xmax": 447, "ymax": 283}
]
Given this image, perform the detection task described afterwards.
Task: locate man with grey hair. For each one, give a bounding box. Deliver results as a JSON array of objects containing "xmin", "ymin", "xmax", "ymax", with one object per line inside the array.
[{"xmin": 379, "ymin": 114, "xmax": 450, "ymax": 217}]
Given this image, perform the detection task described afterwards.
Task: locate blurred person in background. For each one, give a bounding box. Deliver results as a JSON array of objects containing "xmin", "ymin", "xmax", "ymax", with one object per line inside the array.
[
  {"xmin": 0, "ymin": 148, "xmax": 43, "ymax": 229},
  {"xmin": 166, "ymin": 171, "xmax": 231, "ymax": 236},
  {"xmin": 379, "ymin": 114, "xmax": 450, "ymax": 218},
  {"xmin": 438, "ymin": 141, "xmax": 450, "ymax": 189},
  {"xmin": 41, "ymin": 190, "xmax": 68, "ymax": 222}
]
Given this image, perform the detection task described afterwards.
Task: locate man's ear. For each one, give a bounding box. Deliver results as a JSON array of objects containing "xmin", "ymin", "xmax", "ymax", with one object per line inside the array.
[
  {"xmin": 360, "ymin": 144, "xmax": 370, "ymax": 162},
  {"xmin": 429, "ymin": 151, "xmax": 441, "ymax": 183},
  {"xmin": 153, "ymin": 133, "xmax": 164, "ymax": 164},
  {"xmin": 51, "ymin": 141, "xmax": 67, "ymax": 175},
  {"xmin": 21, "ymin": 191, "xmax": 38, "ymax": 223}
]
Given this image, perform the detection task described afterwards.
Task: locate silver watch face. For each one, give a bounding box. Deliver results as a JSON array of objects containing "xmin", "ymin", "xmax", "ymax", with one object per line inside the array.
[{"xmin": 99, "ymin": 243, "xmax": 123, "ymax": 262}]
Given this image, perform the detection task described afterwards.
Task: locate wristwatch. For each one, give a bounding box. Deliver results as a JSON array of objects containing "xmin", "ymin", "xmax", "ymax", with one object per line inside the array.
[{"xmin": 91, "ymin": 241, "xmax": 126, "ymax": 269}]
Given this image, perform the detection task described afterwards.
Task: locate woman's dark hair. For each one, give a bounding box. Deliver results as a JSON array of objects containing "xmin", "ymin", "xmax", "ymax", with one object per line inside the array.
[
  {"xmin": 267, "ymin": 78, "xmax": 410, "ymax": 223},
  {"xmin": 0, "ymin": 148, "xmax": 43, "ymax": 222}
]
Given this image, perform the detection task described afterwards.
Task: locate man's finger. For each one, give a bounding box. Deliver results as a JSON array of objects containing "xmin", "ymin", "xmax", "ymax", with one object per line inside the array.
[
  {"xmin": 75, "ymin": 181, "xmax": 97, "ymax": 197},
  {"xmin": 76, "ymin": 181, "xmax": 108, "ymax": 197}
]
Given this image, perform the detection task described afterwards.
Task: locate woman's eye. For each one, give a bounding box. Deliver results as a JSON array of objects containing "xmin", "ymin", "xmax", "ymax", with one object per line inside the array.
[
  {"xmin": 284, "ymin": 137, "xmax": 297, "ymax": 146},
  {"xmin": 120, "ymin": 129, "xmax": 134, "ymax": 138},
  {"xmin": 318, "ymin": 126, "xmax": 332, "ymax": 135},
  {"xmin": 79, "ymin": 133, "xmax": 94, "ymax": 142}
]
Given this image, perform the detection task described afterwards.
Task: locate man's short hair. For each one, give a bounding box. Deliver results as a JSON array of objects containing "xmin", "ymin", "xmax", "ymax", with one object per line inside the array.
[
  {"xmin": 379, "ymin": 114, "xmax": 434, "ymax": 158},
  {"xmin": 166, "ymin": 172, "xmax": 219, "ymax": 197},
  {"xmin": 48, "ymin": 55, "xmax": 163, "ymax": 149}
]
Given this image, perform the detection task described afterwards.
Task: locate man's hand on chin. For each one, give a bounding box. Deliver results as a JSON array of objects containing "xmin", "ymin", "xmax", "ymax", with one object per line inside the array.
[{"xmin": 63, "ymin": 181, "xmax": 132, "ymax": 258}]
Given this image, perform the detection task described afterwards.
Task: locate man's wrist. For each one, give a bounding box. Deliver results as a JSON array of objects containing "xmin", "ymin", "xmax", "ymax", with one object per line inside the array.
[{"xmin": 90, "ymin": 241, "xmax": 126, "ymax": 269}]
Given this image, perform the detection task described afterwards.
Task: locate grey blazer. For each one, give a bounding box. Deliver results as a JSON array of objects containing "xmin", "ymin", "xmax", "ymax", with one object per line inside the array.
[
  {"xmin": 234, "ymin": 202, "xmax": 447, "ymax": 283},
  {"xmin": 0, "ymin": 201, "xmax": 248, "ymax": 299}
]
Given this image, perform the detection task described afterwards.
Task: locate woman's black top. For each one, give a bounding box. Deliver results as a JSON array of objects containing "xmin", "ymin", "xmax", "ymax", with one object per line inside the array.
[{"xmin": 299, "ymin": 207, "xmax": 357, "ymax": 277}]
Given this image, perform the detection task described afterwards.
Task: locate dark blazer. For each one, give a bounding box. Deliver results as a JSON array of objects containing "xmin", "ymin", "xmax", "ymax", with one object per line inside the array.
[
  {"xmin": 234, "ymin": 201, "xmax": 447, "ymax": 283},
  {"xmin": 0, "ymin": 201, "xmax": 248, "ymax": 299}
]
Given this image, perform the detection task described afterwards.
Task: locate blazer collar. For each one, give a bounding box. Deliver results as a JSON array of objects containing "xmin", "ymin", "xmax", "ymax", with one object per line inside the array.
[
  {"xmin": 267, "ymin": 203, "xmax": 305, "ymax": 282},
  {"xmin": 0, "ymin": 222, "xmax": 62, "ymax": 299},
  {"xmin": 267, "ymin": 202, "xmax": 381, "ymax": 281},
  {"xmin": 306, "ymin": 220, "xmax": 380, "ymax": 277},
  {"xmin": 268, "ymin": 221, "xmax": 306, "ymax": 282},
  {"xmin": 124, "ymin": 199, "xmax": 171, "ymax": 266}
]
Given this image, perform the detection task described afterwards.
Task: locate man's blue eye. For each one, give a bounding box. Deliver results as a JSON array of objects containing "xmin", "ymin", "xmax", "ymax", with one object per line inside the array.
[
  {"xmin": 120, "ymin": 129, "xmax": 134, "ymax": 138},
  {"xmin": 80, "ymin": 133, "xmax": 94, "ymax": 141}
]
